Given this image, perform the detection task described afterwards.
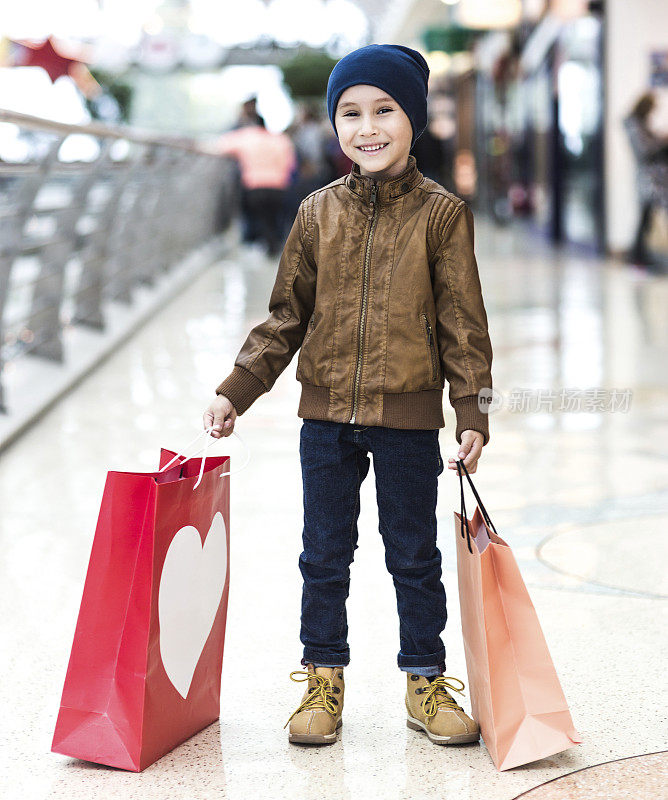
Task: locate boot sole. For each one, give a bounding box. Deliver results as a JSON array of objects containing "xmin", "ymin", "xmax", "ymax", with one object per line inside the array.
[
  {"xmin": 289, "ymin": 717, "xmax": 342, "ymax": 745},
  {"xmin": 406, "ymin": 715, "xmax": 480, "ymax": 745}
]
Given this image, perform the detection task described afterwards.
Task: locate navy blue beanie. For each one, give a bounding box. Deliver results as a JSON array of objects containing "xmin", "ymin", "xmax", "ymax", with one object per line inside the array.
[{"xmin": 326, "ymin": 44, "xmax": 430, "ymax": 146}]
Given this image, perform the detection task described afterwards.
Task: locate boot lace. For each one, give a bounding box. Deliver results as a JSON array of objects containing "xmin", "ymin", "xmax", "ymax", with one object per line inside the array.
[
  {"xmin": 283, "ymin": 670, "xmax": 338, "ymax": 728},
  {"xmin": 420, "ymin": 676, "xmax": 467, "ymax": 718}
]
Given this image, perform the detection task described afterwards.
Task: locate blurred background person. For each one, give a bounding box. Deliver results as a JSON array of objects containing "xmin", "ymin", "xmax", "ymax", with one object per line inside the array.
[
  {"xmin": 623, "ymin": 90, "xmax": 668, "ymax": 268},
  {"xmin": 213, "ymin": 114, "xmax": 297, "ymax": 258},
  {"xmin": 283, "ymin": 102, "xmax": 330, "ymax": 232},
  {"xmin": 323, "ymin": 127, "xmax": 353, "ymax": 181},
  {"xmin": 291, "ymin": 102, "xmax": 328, "ymax": 185},
  {"xmin": 233, "ymin": 95, "xmax": 266, "ymax": 130},
  {"xmin": 411, "ymin": 116, "xmax": 447, "ymax": 183},
  {"xmin": 222, "ymin": 97, "xmax": 269, "ymax": 243}
]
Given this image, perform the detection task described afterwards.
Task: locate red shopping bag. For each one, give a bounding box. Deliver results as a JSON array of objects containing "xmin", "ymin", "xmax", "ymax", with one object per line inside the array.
[
  {"xmin": 454, "ymin": 459, "xmax": 582, "ymax": 771},
  {"xmin": 52, "ymin": 432, "xmax": 237, "ymax": 771}
]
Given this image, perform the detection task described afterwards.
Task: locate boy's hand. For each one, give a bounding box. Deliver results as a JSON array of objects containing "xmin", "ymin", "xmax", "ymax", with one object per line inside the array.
[
  {"xmin": 203, "ymin": 395, "xmax": 237, "ymax": 438},
  {"xmin": 447, "ymin": 430, "xmax": 484, "ymax": 474}
]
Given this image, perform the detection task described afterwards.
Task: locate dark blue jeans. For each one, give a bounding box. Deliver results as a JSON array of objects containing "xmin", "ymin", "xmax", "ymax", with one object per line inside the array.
[{"xmin": 298, "ymin": 419, "xmax": 447, "ymax": 677}]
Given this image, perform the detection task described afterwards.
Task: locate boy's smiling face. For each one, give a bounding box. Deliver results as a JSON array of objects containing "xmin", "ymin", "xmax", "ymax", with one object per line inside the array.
[{"xmin": 335, "ymin": 84, "xmax": 413, "ymax": 181}]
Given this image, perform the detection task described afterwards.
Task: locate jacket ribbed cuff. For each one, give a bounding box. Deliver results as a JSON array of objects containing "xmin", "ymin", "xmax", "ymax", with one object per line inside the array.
[
  {"xmin": 215, "ymin": 365, "xmax": 267, "ymax": 416},
  {"xmin": 452, "ymin": 394, "xmax": 490, "ymax": 446}
]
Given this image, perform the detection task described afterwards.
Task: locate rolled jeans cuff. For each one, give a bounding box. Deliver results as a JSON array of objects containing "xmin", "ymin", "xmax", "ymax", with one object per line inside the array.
[
  {"xmin": 397, "ymin": 648, "xmax": 445, "ymax": 670},
  {"xmin": 302, "ymin": 650, "xmax": 350, "ymax": 668},
  {"xmin": 399, "ymin": 664, "xmax": 444, "ymax": 677}
]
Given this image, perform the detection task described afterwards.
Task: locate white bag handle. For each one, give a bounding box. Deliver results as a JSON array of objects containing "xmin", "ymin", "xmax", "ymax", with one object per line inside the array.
[{"xmin": 159, "ymin": 426, "xmax": 251, "ymax": 490}]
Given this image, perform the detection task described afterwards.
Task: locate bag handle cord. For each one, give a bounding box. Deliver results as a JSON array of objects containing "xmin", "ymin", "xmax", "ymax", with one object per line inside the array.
[
  {"xmin": 455, "ymin": 456, "xmax": 497, "ymax": 554},
  {"xmin": 159, "ymin": 427, "xmax": 251, "ymax": 490}
]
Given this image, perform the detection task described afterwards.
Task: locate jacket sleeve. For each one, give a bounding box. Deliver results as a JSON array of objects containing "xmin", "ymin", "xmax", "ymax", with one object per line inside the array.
[
  {"xmin": 214, "ymin": 198, "xmax": 316, "ymax": 414},
  {"xmin": 430, "ymin": 199, "xmax": 493, "ymax": 446}
]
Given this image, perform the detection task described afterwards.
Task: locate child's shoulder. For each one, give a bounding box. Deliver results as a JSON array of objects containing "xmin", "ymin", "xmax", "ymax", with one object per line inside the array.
[
  {"xmin": 299, "ymin": 176, "xmax": 347, "ymax": 207},
  {"xmin": 294, "ymin": 178, "xmax": 346, "ymax": 227},
  {"xmin": 418, "ymin": 178, "xmax": 474, "ymax": 243},
  {"xmin": 417, "ymin": 175, "xmax": 467, "ymax": 210}
]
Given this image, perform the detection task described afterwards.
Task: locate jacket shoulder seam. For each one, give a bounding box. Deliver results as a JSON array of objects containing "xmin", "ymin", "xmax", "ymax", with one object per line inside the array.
[
  {"xmin": 441, "ymin": 201, "xmax": 466, "ymax": 239},
  {"xmin": 423, "ymin": 190, "xmax": 466, "ymax": 260},
  {"xmin": 418, "ymin": 182, "xmax": 463, "ymax": 202}
]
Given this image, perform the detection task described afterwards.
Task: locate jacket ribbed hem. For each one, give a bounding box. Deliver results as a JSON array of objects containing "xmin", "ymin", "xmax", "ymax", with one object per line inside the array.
[
  {"xmin": 297, "ymin": 381, "xmax": 331, "ymax": 418},
  {"xmin": 452, "ymin": 394, "xmax": 490, "ymax": 446},
  {"xmin": 216, "ymin": 374, "xmax": 490, "ymax": 444},
  {"xmin": 215, "ymin": 365, "xmax": 267, "ymax": 415},
  {"xmin": 381, "ymin": 389, "xmax": 445, "ymax": 429},
  {"xmin": 297, "ymin": 383, "xmax": 447, "ymax": 430}
]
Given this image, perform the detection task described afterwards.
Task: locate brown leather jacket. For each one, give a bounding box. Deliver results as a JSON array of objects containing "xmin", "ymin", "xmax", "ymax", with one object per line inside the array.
[{"xmin": 215, "ymin": 154, "xmax": 493, "ymax": 444}]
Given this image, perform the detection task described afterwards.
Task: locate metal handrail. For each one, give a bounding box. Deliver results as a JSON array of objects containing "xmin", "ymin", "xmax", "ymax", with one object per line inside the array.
[
  {"xmin": 0, "ymin": 108, "xmax": 238, "ymax": 414},
  {"xmin": 0, "ymin": 109, "xmax": 217, "ymax": 153}
]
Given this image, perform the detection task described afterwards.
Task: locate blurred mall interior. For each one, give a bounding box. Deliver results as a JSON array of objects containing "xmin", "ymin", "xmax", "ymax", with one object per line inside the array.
[{"xmin": 0, "ymin": 1, "xmax": 666, "ymax": 799}]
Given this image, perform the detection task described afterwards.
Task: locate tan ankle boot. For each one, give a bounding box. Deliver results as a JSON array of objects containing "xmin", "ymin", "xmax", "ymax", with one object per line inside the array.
[
  {"xmin": 284, "ymin": 663, "xmax": 344, "ymax": 744},
  {"xmin": 405, "ymin": 673, "xmax": 480, "ymax": 745}
]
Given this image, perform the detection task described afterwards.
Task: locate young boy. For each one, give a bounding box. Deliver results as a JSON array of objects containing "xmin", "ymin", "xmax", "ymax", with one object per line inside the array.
[{"xmin": 204, "ymin": 44, "xmax": 493, "ymax": 747}]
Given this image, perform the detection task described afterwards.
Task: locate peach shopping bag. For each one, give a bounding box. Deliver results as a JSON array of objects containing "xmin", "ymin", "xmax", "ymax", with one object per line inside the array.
[{"xmin": 453, "ymin": 459, "xmax": 582, "ymax": 771}]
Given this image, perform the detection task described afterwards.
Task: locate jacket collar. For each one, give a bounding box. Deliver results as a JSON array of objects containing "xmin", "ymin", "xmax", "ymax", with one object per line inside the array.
[{"xmin": 345, "ymin": 154, "xmax": 423, "ymax": 205}]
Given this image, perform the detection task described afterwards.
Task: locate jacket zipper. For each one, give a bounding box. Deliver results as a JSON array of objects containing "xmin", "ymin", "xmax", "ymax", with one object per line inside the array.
[
  {"xmin": 350, "ymin": 182, "xmax": 378, "ymax": 424},
  {"xmin": 422, "ymin": 313, "xmax": 439, "ymax": 381}
]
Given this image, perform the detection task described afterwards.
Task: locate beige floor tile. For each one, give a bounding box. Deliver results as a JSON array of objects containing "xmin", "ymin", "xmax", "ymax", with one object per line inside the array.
[{"xmin": 509, "ymin": 751, "xmax": 667, "ymax": 799}]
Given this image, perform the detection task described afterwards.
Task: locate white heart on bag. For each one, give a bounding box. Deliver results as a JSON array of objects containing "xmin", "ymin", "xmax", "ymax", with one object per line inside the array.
[{"xmin": 158, "ymin": 511, "xmax": 228, "ymax": 699}]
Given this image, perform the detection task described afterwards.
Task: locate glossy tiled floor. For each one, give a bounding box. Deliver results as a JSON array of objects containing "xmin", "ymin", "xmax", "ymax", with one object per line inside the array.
[{"xmin": 1, "ymin": 218, "xmax": 667, "ymax": 799}]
